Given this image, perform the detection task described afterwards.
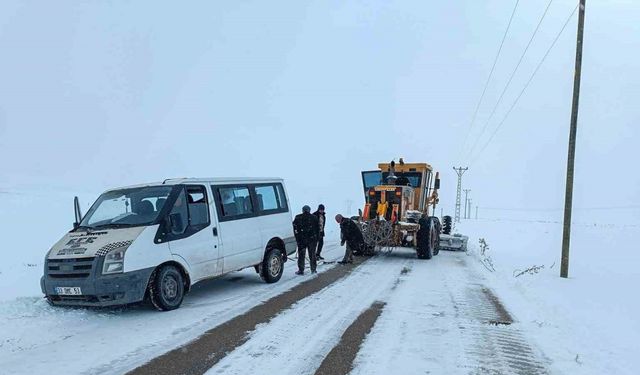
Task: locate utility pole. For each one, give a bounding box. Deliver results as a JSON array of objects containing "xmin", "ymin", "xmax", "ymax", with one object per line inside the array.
[
  {"xmin": 561, "ymin": 0, "xmax": 586, "ymax": 279},
  {"xmin": 475, "ymin": 206, "xmax": 478, "ymax": 220},
  {"xmin": 467, "ymin": 198, "xmax": 472, "ymax": 219},
  {"xmin": 463, "ymin": 189, "xmax": 471, "ymax": 219},
  {"xmin": 453, "ymin": 167, "xmax": 468, "ymax": 223}
]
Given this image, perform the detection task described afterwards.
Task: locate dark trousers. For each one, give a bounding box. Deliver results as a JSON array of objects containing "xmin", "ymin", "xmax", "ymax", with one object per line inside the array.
[
  {"xmin": 316, "ymin": 236, "xmax": 324, "ymax": 256},
  {"xmin": 297, "ymin": 241, "xmax": 317, "ymax": 272},
  {"xmin": 341, "ymin": 242, "xmax": 354, "ymax": 263}
]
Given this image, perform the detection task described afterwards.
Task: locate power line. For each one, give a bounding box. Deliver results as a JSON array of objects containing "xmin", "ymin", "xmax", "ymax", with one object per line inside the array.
[
  {"xmin": 480, "ymin": 205, "xmax": 640, "ymax": 212},
  {"xmin": 457, "ymin": 0, "xmax": 520, "ymax": 162},
  {"xmin": 468, "ymin": 3, "xmax": 579, "ymax": 166},
  {"xmin": 465, "ymin": 0, "xmax": 556, "ymax": 162}
]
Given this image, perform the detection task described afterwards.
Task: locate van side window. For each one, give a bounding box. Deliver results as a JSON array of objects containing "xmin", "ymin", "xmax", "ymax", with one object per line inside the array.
[
  {"xmin": 254, "ymin": 183, "xmax": 288, "ymax": 215},
  {"xmin": 255, "ymin": 185, "xmax": 278, "ymax": 211},
  {"xmin": 218, "ymin": 186, "xmax": 253, "ymax": 217},
  {"xmin": 186, "ymin": 185, "xmax": 210, "ymax": 227}
]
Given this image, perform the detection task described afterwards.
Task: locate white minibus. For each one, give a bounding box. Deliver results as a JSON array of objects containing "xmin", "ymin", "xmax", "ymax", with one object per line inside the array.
[{"xmin": 40, "ymin": 178, "xmax": 296, "ymax": 310}]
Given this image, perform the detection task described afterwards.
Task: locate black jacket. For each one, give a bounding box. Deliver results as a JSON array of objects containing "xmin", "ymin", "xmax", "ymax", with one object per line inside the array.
[
  {"xmin": 313, "ymin": 210, "xmax": 326, "ymax": 237},
  {"xmin": 293, "ymin": 212, "xmax": 319, "ymax": 244},
  {"xmin": 340, "ymin": 218, "xmax": 364, "ymax": 246}
]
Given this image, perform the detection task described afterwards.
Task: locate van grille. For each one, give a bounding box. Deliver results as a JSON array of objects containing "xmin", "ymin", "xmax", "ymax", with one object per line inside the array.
[
  {"xmin": 47, "ymin": 257, "xmax": 95, "ymax": 278},
  {"xmin": 49, "ymin": 295, "xmax": 99, "ymax": 303}
]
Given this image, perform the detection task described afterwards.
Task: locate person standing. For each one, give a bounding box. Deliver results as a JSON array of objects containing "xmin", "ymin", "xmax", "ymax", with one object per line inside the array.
[
  {"xmin": 313, "ymin": 204, "xmax": 326, "ymax": 260},
  {"xmin": 335, "ymin": 214, "xmax": 364, "ymax": 264},
  {"xmin": 292, "ymin": 205, "xmax": 319, "ymax": 274}
]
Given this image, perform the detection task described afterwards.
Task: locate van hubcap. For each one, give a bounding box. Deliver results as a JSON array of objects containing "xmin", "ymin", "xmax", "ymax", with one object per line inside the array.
[
  {"xmin": 163, "ymin": 275, "xmax": 178, "ymax": 300},
  {"xmin": 269, "ymin": 255, "xmax": 281, "ymax": 276}
]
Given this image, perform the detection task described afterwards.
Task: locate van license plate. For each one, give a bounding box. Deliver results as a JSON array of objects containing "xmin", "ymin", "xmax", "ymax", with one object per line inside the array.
[{"xmin": 55, "ymin": 287, "xmax": 82, "ymax": 295}]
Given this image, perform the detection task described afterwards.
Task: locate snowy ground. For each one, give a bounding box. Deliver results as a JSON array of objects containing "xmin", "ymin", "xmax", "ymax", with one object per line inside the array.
[
  {"xmin": 0, "ymin": 242, "xmax": 346, "ymax": 375},
  {"xmin": 456, "ymin": 219, "xmax": 640, "ymax": 375},
  {"xmin": 204, "ymin": 250, "xmax": 414, "ymax": 375},
  {"xmin": 1, "ymin": 189, "xmax": 639, "ymax": 374}
]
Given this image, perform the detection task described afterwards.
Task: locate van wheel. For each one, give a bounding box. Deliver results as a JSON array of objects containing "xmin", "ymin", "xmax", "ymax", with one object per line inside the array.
[
  {"xmin": 261, "ymin": 248, "xmax": 284, "ymax": 283},
  {"xmin": 150, "ymin": 265, "xmax": 184, "ymax": 311}
]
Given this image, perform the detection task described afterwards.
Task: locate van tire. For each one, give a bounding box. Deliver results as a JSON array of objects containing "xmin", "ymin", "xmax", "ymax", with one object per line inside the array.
[
  {"xmin": 149, "ymin": 265, "xmax": 185, "ymax": 311},
  {"xmin": 261, "ymin": 248, "xmax": 284, "ymax": 283}
]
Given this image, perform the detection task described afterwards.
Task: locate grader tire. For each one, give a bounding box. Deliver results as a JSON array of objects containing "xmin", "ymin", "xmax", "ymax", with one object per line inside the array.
[{"xmin": 442, "ymin": 216, "xmax": 452, "ymax": 235}]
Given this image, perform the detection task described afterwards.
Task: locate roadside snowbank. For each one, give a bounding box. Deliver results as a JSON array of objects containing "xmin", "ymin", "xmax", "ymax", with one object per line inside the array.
[{"xmin": 459, "ymin": 219, "xmax": 640, "ymax": 375}]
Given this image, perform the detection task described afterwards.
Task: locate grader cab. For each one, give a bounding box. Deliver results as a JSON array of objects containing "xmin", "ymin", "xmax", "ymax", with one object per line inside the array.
[
  {"xmin": 361, "ymin": 160, "xmax": 439, "ymax": 222},
  {"xmin": 359, "ymin": 159, "xmax": 442, "ymax": 259}
]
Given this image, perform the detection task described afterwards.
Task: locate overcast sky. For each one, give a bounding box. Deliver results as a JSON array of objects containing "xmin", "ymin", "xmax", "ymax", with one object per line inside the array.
[{"xmin": 0, "ymin": 0, "xmax": 638, "ymax": 225}]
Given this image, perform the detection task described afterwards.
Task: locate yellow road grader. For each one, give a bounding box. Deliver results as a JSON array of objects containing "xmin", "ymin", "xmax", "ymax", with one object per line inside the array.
[{"xmin": 358, "ymin": 159, "xmax": 465, "ymax": 259}]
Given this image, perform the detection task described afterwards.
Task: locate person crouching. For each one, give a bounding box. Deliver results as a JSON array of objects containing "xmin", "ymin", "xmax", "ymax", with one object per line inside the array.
[{"xmin": 335, "ymin": 214, "xmax": 364, "ymax": 264}]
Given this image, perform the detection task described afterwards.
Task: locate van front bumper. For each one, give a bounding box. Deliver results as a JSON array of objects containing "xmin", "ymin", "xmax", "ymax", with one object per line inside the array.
[{"xmin": 41, "ymin": 263, "xmax": 155, "ymax": 307}]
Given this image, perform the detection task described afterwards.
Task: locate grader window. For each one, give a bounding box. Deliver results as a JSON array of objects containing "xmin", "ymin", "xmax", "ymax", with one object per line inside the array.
[
  {"xmin": 362, "ymin": 171, "xmax": 382, "ymax": 190},
  {"xmin": 382, "ymin": 172, "xmax": 422, "ymax": 187}
]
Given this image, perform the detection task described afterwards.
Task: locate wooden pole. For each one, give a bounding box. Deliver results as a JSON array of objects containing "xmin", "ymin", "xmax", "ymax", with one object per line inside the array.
[{"xmin": 561, "ymin": 0, "xmax": 587, "ymax": 278}]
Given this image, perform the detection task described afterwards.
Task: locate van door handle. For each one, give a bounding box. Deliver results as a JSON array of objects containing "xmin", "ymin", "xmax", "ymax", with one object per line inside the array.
[{"xmin": 212, "ymin": 227, "xmax": 218, "ymax": 236}]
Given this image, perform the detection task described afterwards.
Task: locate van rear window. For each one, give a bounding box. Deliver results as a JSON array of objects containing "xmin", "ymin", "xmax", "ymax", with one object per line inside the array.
[
  {"xmin": 255, "ymin": 185, "xmax": 278, "ymax": 211},
  {"xmin": 213, "ymin": 183, "xmax": 288, "ymax": 221},
  {"xmin": 255, "ymin": 184, "xmax": 288, "ymax": 213}
]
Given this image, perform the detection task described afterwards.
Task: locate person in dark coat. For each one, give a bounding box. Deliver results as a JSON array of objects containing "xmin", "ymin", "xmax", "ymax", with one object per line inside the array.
[
  {"xmin": 292, "ymin": 205, "xmax": 319, "ymax": 274},
  {"xmin": 335, "ymin": 214, "xmax": 364, "ymax": 264},
  {"xmin": 313, "ymin": 204, "xmax": 326, "ymax": 260}
]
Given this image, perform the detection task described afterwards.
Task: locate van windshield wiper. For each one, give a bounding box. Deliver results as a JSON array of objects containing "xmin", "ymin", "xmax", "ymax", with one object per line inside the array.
[
  {"xmin": 74, "ymin": 225, "xmax": 94, "ymax": 232},
  {"xmin": 93, "ymin": 223, "xmax": 138, "ymax": 229}
]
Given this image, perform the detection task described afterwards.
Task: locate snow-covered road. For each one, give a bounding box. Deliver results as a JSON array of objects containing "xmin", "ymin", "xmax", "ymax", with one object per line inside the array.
[
  {"xmin": 3, "ymin": 241, "xmax": 552, "ymax": 375},
  {"xmin": 1, "ymin": 244, "xmax": 347, "ymax": 375},
  {"xmin": 198, "ymin": 248, "xmax": 549, "ymax": 375},
  {"xmin": 7, "ymin": 225, "xmax": 632, "ymax": 375},
  {"xmin": 351, "ymin": 248, "xmax": 549, "ymax": 375},
  {"xmin": 205, "ymin": 248, "xmax": 412, "ymax": 375}
]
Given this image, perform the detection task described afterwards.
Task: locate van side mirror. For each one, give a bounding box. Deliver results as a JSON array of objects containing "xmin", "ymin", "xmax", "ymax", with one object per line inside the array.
[
  {"xmin": 434, "ymin": 178, "xmax": 441, "ymax": 190},
  {"xmin": 73, "ymin": 196, "xmax": 83, "ymax": 230},
  {"xmin": 169, "ymin": 213, "xmax": 185, "ymax": 234}
]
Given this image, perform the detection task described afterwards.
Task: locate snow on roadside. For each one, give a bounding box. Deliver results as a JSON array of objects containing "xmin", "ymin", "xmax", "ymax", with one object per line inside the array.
[
  {"xmin": 0, "ymin": 243, "xmax": 346, "ymax": 375},
  {"xmin": 458, "ymin": 219, "xmax": 640, "ymax": 375},
  {"xmin": 0, "ymin": 188, "xmax": 97, "ymax": 301}
]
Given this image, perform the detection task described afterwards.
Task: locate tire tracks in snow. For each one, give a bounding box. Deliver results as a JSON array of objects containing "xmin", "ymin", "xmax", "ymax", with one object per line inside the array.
[
  {"xmin": 314, "ymin": 301, "xmax": 386, "ymax": 375},
  {"xmin": 128, "ymin": 255, "xmax": 376, "ymax": 375},
  {"xmin": 203, "ymin": 253, "xmax": 413, "ymax": 375},
  {"xmin": 350, "ymin": 251, "xmax": 551, "ymax": 375}
]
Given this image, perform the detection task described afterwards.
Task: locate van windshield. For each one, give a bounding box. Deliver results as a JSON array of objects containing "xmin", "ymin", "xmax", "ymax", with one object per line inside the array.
[{"xmin": 79, "ymin": 186, "xmax": 173, "ymax": 229}]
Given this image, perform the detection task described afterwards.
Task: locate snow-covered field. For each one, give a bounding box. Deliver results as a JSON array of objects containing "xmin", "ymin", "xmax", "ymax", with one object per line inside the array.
[
  {"xmin": 457, "ymin": 219, "xmax": 640, "ymax": 375},
  {"xmin": 0, "ymin": 188, "xmax": 98, "ymax": 302},
  {"xmin": 1, "ymin": 189, "xmax": 639, "ymax": 375}
]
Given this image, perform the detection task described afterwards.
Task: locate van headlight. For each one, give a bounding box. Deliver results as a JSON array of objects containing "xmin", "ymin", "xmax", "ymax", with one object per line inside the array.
[{"xmin": 103, "ymin": 247, "xmax": 126, "ymax": 275}]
